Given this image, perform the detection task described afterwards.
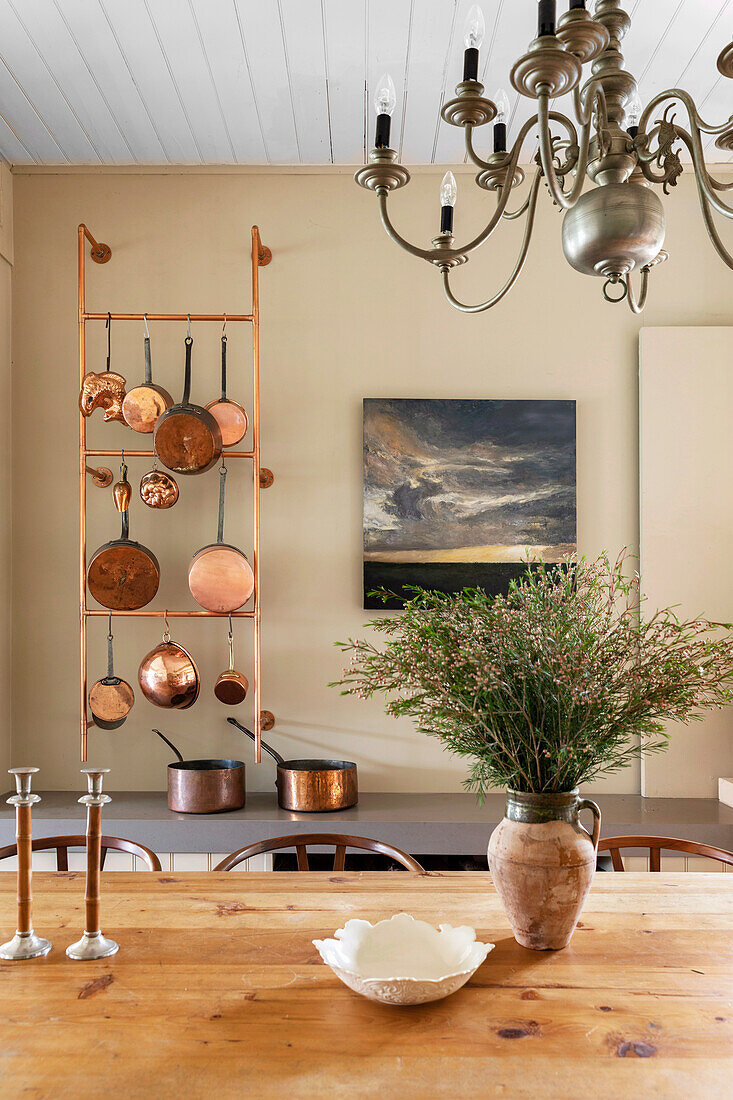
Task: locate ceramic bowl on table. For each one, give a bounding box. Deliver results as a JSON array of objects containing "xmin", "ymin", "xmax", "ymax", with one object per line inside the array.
[{"xmin": 313, "ymin": 912, "xmax": 494, "ymax": 1005}]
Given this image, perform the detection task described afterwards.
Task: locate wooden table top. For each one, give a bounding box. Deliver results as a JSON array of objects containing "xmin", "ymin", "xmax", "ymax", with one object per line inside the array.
[{"xmin": 1, "ymin": 871, "xmax": 731, "ymax": 1099}]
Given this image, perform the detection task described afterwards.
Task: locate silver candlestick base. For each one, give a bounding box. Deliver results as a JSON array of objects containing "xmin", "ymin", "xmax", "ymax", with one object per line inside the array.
[
  {"xmin": 0, "ymin": 928, "xmax": 52, "ymax": 960},
  {"xmin": 66, "ymin": 930, "xmax": 118, "ymax": 961}
]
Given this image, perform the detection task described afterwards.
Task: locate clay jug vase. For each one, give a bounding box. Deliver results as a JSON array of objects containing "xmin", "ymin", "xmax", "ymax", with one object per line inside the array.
[{"xmin": 488, "ymin": 790, "xmax": 601, "ymax": 951}]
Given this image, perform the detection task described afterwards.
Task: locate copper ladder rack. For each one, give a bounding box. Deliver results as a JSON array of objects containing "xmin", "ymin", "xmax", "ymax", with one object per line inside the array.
[{"xmin": 78, "ymin": 223, "xmax": 273, "ymax": 764}]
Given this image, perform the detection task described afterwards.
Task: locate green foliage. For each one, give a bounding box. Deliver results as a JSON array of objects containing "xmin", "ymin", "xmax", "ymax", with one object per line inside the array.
[{"xmin": 331, "ymin": 553, "xmax": 733, "ymax": 797}]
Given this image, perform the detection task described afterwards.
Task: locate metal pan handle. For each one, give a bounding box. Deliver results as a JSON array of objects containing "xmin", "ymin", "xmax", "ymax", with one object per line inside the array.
[
  {"xmin": 227, "ymin": 717, "xmax": 285, "ymax": 766},
  {"xmin": 151, "ymin": 728, "xmax": 185, "ymax": 763},
  {"xmin": 144, "ymin": 334, "xmax": 152, "ymax": 384},
  {"xmin": 221, "ymin": 334, "xmax": 228, "ymax": 401}
]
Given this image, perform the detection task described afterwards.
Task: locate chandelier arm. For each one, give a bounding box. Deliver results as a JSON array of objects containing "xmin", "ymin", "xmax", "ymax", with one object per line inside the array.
[
  {"xmin": 638, "ymin": 88, "xmax": 733, "ymax": 137},
  {"xmin": 439, "ymin": 170, "xmax": 542, "ymax": 314},
  {"xmin": 676, "ymin": 127, "xmax": 733, "ymax": 219},
  {"xmin": 537, "ymin": 90, "xmax": 593, "ymax": 211},
  {"xmin": 503, "ymin": 192, "xmax": 532, "ymax": 221},
  {"xmin": 374, "ymin": 189, "xmax": 438, "ymax": 261},
  {"xmin": 683, "ymin": 143, "xmax": 733, "ymax": 270},
  {"xmin": 464, "ymin": 111, "xmax": 577, "ymax": 174},
  {"xmin": 623, "ymin": 268, "xmax": 650, "ymax": 315}
]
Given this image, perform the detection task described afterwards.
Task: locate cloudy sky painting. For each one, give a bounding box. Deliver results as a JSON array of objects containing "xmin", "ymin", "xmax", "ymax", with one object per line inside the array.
[{"xmin": 363, "ymin": 398, "xmax": 576, "ymax": 608}]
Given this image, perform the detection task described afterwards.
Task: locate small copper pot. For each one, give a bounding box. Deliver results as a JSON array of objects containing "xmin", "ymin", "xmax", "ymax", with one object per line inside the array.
[
  {"xmin": 138, "ymin": 635, "xmax": 200, "ymax": 710},
  {"xmin": 153, "ymin": 729, "xmax": 245, "ymax": 813}
]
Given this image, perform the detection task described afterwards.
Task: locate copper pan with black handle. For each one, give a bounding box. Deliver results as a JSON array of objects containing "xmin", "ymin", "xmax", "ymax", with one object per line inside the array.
[
  {"xmin": 89, "ymin": 616, "xmax": 134, "ymax": 730},
  {"xmin": 87, "ymin": 459, "xmax": 160, "ymax": 611},
  {"xmin": 205, "ymin": 332, "xmax": 248, "ymax": 446},
  {"xmin": 122, "ymin": 321, "xmax": 173, "ymax": 433},
  {"xmin": 152, "ymin": 728, "xmax": 245, "ymax": 814},
  {"xmin": 154, "ymin": 333, "xmax": 222, "ymax": 474},
  {"xmin": 188, "ymin": 463, "xmax": 254, "ymax": 613},
  {"xmin": 227, "ymin": 717, "xmax": 358, "ymax": 812}
]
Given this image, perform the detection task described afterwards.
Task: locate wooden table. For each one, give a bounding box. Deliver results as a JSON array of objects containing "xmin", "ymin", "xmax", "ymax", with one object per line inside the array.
[{"xmin": 1, "ymin": 872, "xmax": 731, "ymax": 1098}]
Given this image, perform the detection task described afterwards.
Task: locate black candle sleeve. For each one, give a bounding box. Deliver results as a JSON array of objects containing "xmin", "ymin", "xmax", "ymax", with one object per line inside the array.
[
  {"xmin": 493, "ymin": 122, "xmax": 507, "ymax": 153},
  {"xmin": 375, "ymin": 113, "xmax": 391, "ymax": 149},
  {"xmin": 440, "ymin": 205, "xmax": 454, "ymax": 234},
  {"xmin": 626, "ymin": 125, "xmax": 638, "ymax": 139},
  {"xmin": 463, "ymin": 47, "xmax": 479, "ymax": 82},
  {"xmin": 538, "ymin": 0, "xmax": 556, "ymax": 36},
  {"xmin": 569, "ymin": 0, "xmax": 585, "ymax": 9}
]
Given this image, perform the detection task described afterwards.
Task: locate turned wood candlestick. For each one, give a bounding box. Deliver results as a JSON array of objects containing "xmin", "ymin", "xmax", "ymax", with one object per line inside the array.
[
  {"xmin": 66, "ymin": 769, "xmax": 118, "ymax": 961},
  {"xmin": 0, "ymin": 767, "xmax": 52, "ymax": 960}
]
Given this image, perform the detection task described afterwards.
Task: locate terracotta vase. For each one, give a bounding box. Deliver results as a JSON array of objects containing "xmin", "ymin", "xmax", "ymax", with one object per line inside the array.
[{"xmin": 488, "ymin": 789, "xmax": 601, "ymax": 951}]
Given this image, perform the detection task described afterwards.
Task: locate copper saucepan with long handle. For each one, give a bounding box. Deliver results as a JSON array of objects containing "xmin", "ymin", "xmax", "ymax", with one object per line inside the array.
[
  {"xmin": 87, "ymin": 459, "xmax": 160, "ymax": 610},
  {"xmin": 122, "ymin": 321, "xmax": 173, "ymax": 433},
  {"xmin": 154, "ymin": 333, "xmax": 222, "ymax": 474},
  {"xmin": 227, "ymin": 718, "xmax": 358, "ymax": 812},
  {"xmin": 89, "ymin": 615, "xmax": 134, "ymax": 730},
  {"xmin": 188, "ymin": 463, "xmax": 254, "ymax": 613},
  {"xmin": 152, "ymin": 729, "xmax": 245, "ymax": 814}
]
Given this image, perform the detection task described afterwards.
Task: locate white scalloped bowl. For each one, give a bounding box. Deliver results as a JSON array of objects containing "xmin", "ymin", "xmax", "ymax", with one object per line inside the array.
[{"xmin": 313, "ymin": 912, "xmax": 494, "ymax": 1005}]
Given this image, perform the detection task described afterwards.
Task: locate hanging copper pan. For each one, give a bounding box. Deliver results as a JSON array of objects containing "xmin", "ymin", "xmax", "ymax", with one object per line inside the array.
[
  {"xmin": 188, "ymin": 463, "xmax": 254, "ymax": 613},
  {"xmin": 138, "ymin": 619, "xmax": 200, "ymax": 710},
  {"xmin": 122, "ymin": 321, "xmax": 173, "ymax": 433},
  {"xmin": 154, "ymin": 333, "xmax": 222, "ymax": 474},
  {"xmin": 205, "ymin": 333, "xmax": 248, "ymax": 447},
  {"xmin": 140, "ymin": 464, "xmax": 179, "ymax": 509},
  {"xmin": 89, "ymin": 616, "xmax": 134, "ymax": 730},
  {"xmin": 214, "ymin": 617, "xmax": 249, "ymax": 705},
  {"xmin": 87, "ymin": 460, "xmax": 160, "ymax": 611}
]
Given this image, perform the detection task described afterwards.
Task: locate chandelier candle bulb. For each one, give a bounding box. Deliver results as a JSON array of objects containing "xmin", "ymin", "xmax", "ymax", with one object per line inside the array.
[
  {"xmin": 440, "ymin": 172, "xmax": 457, "ymax": 233},
  {"xmin": 374, "ymin": 73, "xmax": 396, "ymax": 148},
  {"xmin": 462, "ymin": 5, "xmax": 485, "ymax": 82},
  {"xmin": 493, "ymin": 88, "xmax": 510, "ymax": 152},
  {"xmin": 538, "ymin": 0, "xmax": 556, "ymax": 36}
]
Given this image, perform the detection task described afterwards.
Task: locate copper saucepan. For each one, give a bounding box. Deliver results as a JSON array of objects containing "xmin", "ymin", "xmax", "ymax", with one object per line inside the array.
[
  {"xmin": 87, "ymin": 461, "xmax": 160, "ymax": 611},
  {"xmin": 152, "ymin": 729, "xmax": 245, "ymax": 814},
  {"xmin": 138, "ymin": 622, "xmax": 200, "ymax": 710},
  {"xmin": 227, "ymin": 718, "xmax": 358, "ymax": 812},
  {"xmin": 205, "ymin": 333, "xmax": 248, "ymax": 446},
  {"xmin": 154, "ymin": 334, "xmax": 222, "ymax": 475},
  {"xmin": 122, "ymin": 324, "xmax": 173, "ymax": 433},
  {"xmin": 88, "ymin": 617, "xmax": 134, "ymax": 730},
  {"xmin": 188, "ymin": 463, "xmax": 254, "ymax": 613}
]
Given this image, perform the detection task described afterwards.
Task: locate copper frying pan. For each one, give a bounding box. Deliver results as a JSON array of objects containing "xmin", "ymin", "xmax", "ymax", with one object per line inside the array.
[
  {"xmin": 89, "ymin": 616, "xmax": 134, "ymax": 730},
  {"xmin": 188, "ymin": 464, "xmax": 254, "ymax": 614},
  {"xmin": 154, "ymin": 334, "xmax": 222, "ymax": 474},
  {"xmin": 122, "ymin": 323, "xmax": 173, "ymax": 433},
  {"xmin": 205, "ymin": 334, "xmax": 248, "ymax": 446},
  {"xmin": 87, "ymin": 460, "xmax": 160, "ymax": 611}
]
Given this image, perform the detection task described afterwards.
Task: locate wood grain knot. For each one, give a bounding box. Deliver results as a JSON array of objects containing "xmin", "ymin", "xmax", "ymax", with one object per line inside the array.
[
  {"xmin": 615, "ymin": 1040, "xmax": 657, "ymax": 1058},
  {"xmin": 497, "ymin": 1021, "xmax": 540, "ymax": 1040},
  {"xmin": 520, "ymin": 989, "xmax": 540, "ymax": 1001},
  {"xmin": 78, "ymin": 974, "xmax": 114, "ymax": 1000}
]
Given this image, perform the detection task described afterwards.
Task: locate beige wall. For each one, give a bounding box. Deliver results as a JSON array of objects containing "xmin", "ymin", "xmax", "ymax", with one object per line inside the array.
[
  {"xmin": 9, "ymin": 166, "xmax": 733, "ymax": 794},
  {"xmin": 0, "ymin": 161, "xmax": 11, "ymax": 777},
  {"xmin": 640, "ymin": 327, "xmax": 733, "ymax": 797}
]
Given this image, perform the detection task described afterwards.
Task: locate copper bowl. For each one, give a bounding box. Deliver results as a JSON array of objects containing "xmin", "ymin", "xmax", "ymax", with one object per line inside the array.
[{"xmin": 138, "ymin": 641, "xmax": 200, "ymax": 710}]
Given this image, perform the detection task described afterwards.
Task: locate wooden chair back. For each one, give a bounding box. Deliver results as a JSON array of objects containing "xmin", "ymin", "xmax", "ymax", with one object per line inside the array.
[
  {"xmin": 214, "ymin": 832, "xmax": 425, "ymax": 872},
  {"xmin": 598, "ymin": 834, "xmax": 733, "ymax": 871},
  {"xmin": 0, "ymin": 834, "xmax": 161, "ymax": 871}
]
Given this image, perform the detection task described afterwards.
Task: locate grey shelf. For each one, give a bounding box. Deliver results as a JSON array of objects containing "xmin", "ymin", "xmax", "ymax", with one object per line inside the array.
[{"xmin": 1, "ymin": 791, "xmax": 731, "ymax": 855}]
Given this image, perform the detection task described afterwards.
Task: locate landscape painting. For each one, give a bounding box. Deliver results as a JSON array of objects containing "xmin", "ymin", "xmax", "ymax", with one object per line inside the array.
[{"xmin": 363, "ymin": 398, "xmax": 576, "ymax": 609}]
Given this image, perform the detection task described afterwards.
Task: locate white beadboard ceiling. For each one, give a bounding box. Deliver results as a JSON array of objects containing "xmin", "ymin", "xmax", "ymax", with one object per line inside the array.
[{"xmin": 0, "ymin": 0, "xmax": 730, "ymax": 167}]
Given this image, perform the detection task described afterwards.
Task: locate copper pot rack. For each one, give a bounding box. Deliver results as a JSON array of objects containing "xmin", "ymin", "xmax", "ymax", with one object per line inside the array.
[{"xmin": 78, "ymin": 223, "xmax": 273, "ymax": 764}]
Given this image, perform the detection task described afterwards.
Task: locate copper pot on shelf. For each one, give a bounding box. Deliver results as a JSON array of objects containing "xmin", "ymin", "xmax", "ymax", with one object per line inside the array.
[
  {"xmin": 152, "ymin": 729, "xmax": 245, "ymax": 814},
  {"xmin": 138, "ymin": 620, "xmax": 200, "ymax": 710},
  {"xmin": 227, "ymin": 718, "xmax": 358, "ymax": 812}
]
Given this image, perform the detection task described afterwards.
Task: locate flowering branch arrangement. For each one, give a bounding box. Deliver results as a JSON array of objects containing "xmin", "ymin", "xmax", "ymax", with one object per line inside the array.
[{"xmin": 332, "ymin": 553, "xmax": 733, "ymax": 797}]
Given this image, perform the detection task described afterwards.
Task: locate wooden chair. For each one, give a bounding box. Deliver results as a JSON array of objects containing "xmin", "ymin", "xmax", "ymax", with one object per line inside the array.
[
  {"xmin": 214, "ymin": 832, "xmax": 426, "ymax": 872},
  {"xmin": 598, "ymin": 835, "xmax": 733, "ymax": 871},
  {"xmin": 0, "ymin": 834, "xmax": 161, "ymax": 871}
]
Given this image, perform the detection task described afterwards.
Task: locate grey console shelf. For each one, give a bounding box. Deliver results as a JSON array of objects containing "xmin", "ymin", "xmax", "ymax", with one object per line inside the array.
[{"xmin": 1, "ymin": 791, "xmax": 731, "ymax": 855}]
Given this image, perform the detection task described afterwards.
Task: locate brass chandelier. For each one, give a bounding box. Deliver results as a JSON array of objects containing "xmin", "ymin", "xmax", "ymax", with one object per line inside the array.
[{"xmin": 355, "ymin": 0, "xmax": 733, "ymax": 314}]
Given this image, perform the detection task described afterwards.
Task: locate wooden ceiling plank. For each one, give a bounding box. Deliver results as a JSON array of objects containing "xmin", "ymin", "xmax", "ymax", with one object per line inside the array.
[
  {"xmin": 10, "ymin": 0, "xmax": 135, "ymax": 163},
  {"xmin": 279, "ymin": 0, "xmax": 331, "ymax": 164},
  {"xmin": 401, "ymin": 0, "xmax": 461, "ymax": 165},
  {"xmin": 189, "ymin": 0, "xmax": 267, "ymax": 164},
  {"xmin": 54, "ymin": 0, "xmax": 167, "ymax": 164},
  {"xmin": 322, "ymin": 0, "xmax": 366, "ymax": 165},
  {"xmin": 234, "ymin": 0, "xmax": 300, "ymax": 164},
  {"xmin": 97, "ymin": 0, "xmax": 202, "ymax": 163},
  {"xmin": 0, "ymin": 0, "xmax": 99, "ymax": 161},
  {"xmin": 0, "ymin": 52, "xmax": 68, "ymax": 162},
  {"xmin": 0, "ymin": 109, "xmax": 37, "ymax": 164},
  {"xmin": 144, "ymin": 0, "xmax": 235, "ymax": 163}
]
